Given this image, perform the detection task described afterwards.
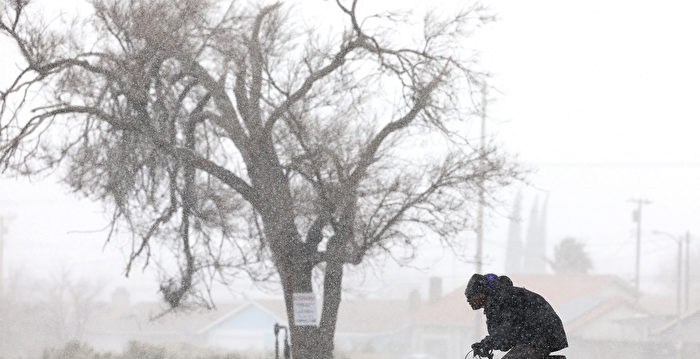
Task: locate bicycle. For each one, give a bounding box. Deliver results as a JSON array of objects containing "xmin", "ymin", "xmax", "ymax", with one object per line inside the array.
[{"xmin": 464, "ymin": 348, "xmax": 567, "ymax": 359}]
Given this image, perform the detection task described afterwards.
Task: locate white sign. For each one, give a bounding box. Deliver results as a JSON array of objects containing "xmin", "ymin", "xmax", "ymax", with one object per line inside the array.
[{"xmin": 293, "ymin": 292, "xmax": 318, "ymax": 326}]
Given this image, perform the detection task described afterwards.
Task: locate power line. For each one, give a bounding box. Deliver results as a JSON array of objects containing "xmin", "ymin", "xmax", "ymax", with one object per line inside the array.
[{"xmin": 529, "ymin": 162, "xmax": 700, "ymax": 168}]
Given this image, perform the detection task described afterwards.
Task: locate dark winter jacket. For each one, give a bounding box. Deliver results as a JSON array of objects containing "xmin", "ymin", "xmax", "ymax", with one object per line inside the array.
[{"xmin": 481, "ymin": 277, "xmax": 568, "ymax": 352}]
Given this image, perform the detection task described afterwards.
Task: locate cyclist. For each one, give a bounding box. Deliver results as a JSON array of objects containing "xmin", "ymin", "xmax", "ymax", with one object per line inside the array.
[{"xmin": 465, "ymin": 273, "xmax": 568, "ymax": 359}]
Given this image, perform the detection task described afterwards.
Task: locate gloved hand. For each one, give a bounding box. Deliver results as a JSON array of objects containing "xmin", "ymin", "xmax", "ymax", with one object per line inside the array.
[{"xmin": 471, "ymin": 341, "xmax": 492, "ymax": 358}]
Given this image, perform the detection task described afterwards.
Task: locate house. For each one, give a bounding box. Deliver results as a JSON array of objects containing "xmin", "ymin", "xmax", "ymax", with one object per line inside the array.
[
  {"xmin": 197, "ymin": 300, "xmax": 287, "ymax": 351},
  {"xmin": 84, "ymin": 290, "xmax": 286, "ymax": 353},
  {"xmin": 84, "ymin": 289, "xmax": 412, "ymax": 356},
  {"xmin": 83, "ymin": 274, "xmax": 659, "ymax": 359}
]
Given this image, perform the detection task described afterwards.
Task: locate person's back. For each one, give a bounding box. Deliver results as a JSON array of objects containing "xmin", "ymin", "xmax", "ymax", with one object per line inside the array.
[{"xmin": 465, "ymin": 273, "xmax": 568, "ymax": 359}]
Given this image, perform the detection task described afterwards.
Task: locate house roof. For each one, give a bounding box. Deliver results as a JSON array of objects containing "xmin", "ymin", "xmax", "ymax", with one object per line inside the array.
[
  {"xmin": 196, "ymin": 301, "xmax": 286, "ymax": 334},
  {"xmin": 412, "ymin": 274, "xmax": 640, "ymax": 328},
  {"xmin": 565, "ymin": 296, "xmax": 630, "ymax": 332},
  {"xmin": 253, "ymin": 299, "xmax": 288, "ymax": 323},
  {"xmin": 504, "ymin": 274, "xmax": 637, "ymax": 307},
  {"xmin": 656, "ymin": 303, "xmax": 700, "ymax": 335},
  {"xmin": 556, "ymin": 296, "xmax": 607, "ymax": 323},
  {"xmin": 412, "ymin": 289, "xmax": 480, "ymax": 325}
]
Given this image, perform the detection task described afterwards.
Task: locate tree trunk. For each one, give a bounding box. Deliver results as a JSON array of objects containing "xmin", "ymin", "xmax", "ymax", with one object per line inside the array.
[
  {"xmin": 276, "ymin": 254, "xmax": 344, "ymax": 359},
  {"xmin": 279, "ymin": 258, "xmax": 321, "ymax": 359},
  {"xmin": 318, "ymin": 260, "xmax": 344, "ymax": 358},
  {"xmin": 250, "ymin": 149, "xmax": 344, "ymax": 358}
]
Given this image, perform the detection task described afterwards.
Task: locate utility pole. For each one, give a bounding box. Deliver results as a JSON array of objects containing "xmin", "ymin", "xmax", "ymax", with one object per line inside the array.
[
  {"xmin": 473, "ymin": 84, "xmax": 487, "ymax": 341},
  {"xmin": 653, "ymin": 230, "xmax": 683, "ymax": 359},
  {"xmin": 475, "ymin": 84, "xmax": 487, "ymax": 275},
  {"xmin": 0, "ymin": 216, "xmax": 4, "ymax": 298},
  {"xmin": 676, "ymin": 238, "xmax": 682, "ymax": 321},
  {"xmin": 676, "ymin": 237, "xmax": 683, "ymax": 359},
  {"xmin": 0, "ymin": 216, "xmax": 4, "ymax": 356},
  {"xmin": 685, "ymin": 231, "xmax": 691, "ymax": 311},
  {"xmin": 629, "ymin": 198, "xmax": 651, "ymax": 294}
]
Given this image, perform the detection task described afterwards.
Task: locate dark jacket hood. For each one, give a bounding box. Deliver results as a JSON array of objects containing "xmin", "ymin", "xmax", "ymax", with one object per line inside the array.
[{"xmin": 465, "ymin": 274, "xmax": 513, "ymax": 298}]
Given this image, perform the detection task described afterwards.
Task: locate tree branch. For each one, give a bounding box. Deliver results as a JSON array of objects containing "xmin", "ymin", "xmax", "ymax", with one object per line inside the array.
[
  {"xmin": 263, "ymin": 39, "xmax": 362, "ymax": 134},
  {"xmin": 247, "ymin": 3, "xmax": 282, "ymax": 134},
  {"xmin": 347, "ymin": 62, "xmax": 449, "ymax": 188},
  {"xmin": 187, "ymin": 61, "xmax": 253, "ymax": 163},
  {"xmin": 173, "ymin": 147, "xmax": 260, "ymax": 210}
]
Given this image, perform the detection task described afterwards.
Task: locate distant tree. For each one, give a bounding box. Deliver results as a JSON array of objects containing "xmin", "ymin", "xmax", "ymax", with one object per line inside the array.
[
  {"xmin": 549, "ymin": 237, "xmax": 593, "ymax": 274},
  {"xmin": 43, "ymin": 270, "xmax": 103, "ymax": 344},
  {"xmin": 0, "ymin": 269, "xmax": 101, "ymax": 358},
  {"xmin": 0, "ymin": 1, "xmax": 517, "ymax": 357}
]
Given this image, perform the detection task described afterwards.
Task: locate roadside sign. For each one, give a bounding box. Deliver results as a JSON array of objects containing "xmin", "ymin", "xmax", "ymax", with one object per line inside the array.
[{"xmin": 293, "ymin": 292, "xmax": 317, "ymax": 326}]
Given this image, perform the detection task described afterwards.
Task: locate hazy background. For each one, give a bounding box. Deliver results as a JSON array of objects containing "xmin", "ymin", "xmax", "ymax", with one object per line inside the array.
[
  {"xmin": 1, "ymin": 0, "xmax": 699, "ymax": 308},
  {"xmin": 3, "ymin": 1, "xmax": 700, "ymax": 359}
]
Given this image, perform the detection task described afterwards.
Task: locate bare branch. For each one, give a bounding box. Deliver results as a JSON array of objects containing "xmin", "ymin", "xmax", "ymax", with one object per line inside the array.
[
  {"xmin": 348, "ymin": 60, "xmax": 450, "ymax": 187},
  {"xmin": 247, "ymin": 2, "xmax": 282, "ymax": 133},
  {"xmin": 263, "ymin": 39, "xmax": 363, "ymax": 134}
]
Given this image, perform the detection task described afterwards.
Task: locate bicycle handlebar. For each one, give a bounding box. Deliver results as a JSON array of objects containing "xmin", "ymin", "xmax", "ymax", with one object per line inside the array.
[{"xmin": 464, "ymin": 349, "xmax": 494, "ymax": 359}]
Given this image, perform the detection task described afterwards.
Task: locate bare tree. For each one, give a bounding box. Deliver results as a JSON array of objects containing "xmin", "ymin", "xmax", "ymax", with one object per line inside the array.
[
  {"xmin": 0, "ymin": 0, "xmax": 518, "ymax": 357},
  {"xmin": 0, "ymin": 268, "xmax": 101, "ymax": 358},
  {"xmin": 43, "ymin": 270, "xmax": 103, "ymax": 344}
]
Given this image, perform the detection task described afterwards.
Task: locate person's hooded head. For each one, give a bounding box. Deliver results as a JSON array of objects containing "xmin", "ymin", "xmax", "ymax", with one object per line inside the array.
[{"xmin": 464, "ymin": 273, "xmax": 512, "ymax": 310}]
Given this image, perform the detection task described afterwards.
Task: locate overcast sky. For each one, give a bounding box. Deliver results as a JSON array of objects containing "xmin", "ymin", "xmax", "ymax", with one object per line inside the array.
[
  {"xmin": 478, "ymin": 0, "xmax": 700, "ymax": 291},
  {"xmin": 1, "ymin": 0, "xmax": 699, "ymax": 301}
]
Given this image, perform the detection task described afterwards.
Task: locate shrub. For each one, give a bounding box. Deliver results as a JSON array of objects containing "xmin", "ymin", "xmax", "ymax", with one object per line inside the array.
[
  {"xmin": 118, "ymin": 341, "xmax": 165, "ymax": 359},
  {"xmin": 40, "ymin": 341, "xmax": 111, "ymax": 359}
]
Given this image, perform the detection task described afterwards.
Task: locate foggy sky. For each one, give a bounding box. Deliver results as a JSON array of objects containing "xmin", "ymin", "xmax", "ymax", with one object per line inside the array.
[{"xmin": 1, "ymin": 0, "xmax": 699, "ymax": 302}]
